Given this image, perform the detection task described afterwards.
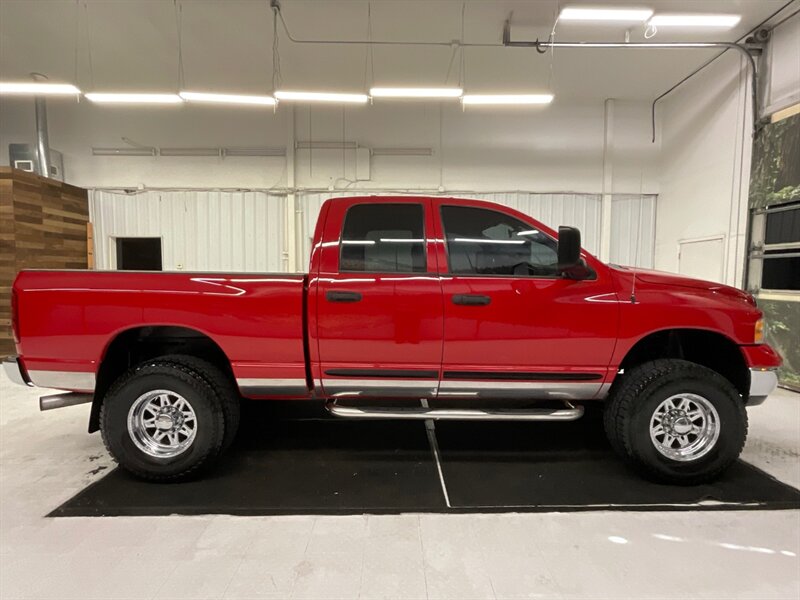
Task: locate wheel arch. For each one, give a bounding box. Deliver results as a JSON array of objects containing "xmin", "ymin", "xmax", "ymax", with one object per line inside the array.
[
  {"xmin": 616, "ymin": 328, "xmax": 750, "ymax": 400},
  {"xmin": 89, "ymin": 325, "xmax": 236, "ymax": 433}
]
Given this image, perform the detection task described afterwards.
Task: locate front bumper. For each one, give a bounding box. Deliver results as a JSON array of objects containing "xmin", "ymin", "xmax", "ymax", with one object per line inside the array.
[
  {"xmin": 748, "ymin": 368, "xmax": 779, "ymax": 406},
  {"xmin": 2, "ymin": 356, "xmax": 31, "ymax": 387}
]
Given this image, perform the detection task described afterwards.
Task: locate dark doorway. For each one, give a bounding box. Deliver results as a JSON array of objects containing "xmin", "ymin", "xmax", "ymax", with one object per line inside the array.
[{"xmin": 115, "ymin": 237, "xmax": 163, "ymax": 271}]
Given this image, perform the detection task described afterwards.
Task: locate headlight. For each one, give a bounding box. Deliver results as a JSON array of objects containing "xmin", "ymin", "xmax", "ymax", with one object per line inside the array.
[{"xmin": 754, "ymin": 318, "xmax": 765, "ymax": 344}]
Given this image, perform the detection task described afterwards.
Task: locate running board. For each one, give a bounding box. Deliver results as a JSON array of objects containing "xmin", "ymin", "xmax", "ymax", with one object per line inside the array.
[
  {"xmin": 40, "ymin": 392, "xmax": 93, "ymax": 412},
  {"xmin": 324, "ymin": 401, "xmax": 584, "ymax": 421}
]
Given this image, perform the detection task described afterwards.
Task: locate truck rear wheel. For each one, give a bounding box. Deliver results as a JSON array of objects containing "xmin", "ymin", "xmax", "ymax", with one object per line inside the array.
[
  {"xmin": 157, "ymin": 354, "xmax": 241, "ymax": 451},
  {"xmin": 604, "ymin": 359, "xmax": 748, "ymax": 485},
  {"xmin": 100, "ymin": 359, "xmax": 226, "ymax": 481}
]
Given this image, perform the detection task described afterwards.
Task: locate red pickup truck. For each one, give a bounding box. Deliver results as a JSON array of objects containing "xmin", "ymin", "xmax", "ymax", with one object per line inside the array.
[{"xmin": 4, "ymin": 196, "xmax": 781, "ymax": 484}]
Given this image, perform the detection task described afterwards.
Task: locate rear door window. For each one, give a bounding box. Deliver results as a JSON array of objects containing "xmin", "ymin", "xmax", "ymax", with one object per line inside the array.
[{"xmin": 340, "ymin": 204, "xmax": 426, "ymax": 273}]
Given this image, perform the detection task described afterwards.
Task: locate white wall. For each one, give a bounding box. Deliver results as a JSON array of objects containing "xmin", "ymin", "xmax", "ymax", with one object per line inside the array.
[
  {"xmin": 655, "ymin": 51, "xmax": 752, "ymax": 285},
  {"xmin": 0, "ymin": 96, "xmax": 659, "ymax": 195},
  {"xmin": 91, "ymin": 190, "xmax": 287, "ymax": 272},
  {"xmin": 655, "ymin": 12, "xmax": 800, "ymax": 286}
]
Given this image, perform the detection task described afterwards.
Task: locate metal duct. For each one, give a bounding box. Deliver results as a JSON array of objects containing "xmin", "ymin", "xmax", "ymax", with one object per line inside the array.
[{"xmin": 31, "ymin": 73, "xmax": 51, "ymax": 177}]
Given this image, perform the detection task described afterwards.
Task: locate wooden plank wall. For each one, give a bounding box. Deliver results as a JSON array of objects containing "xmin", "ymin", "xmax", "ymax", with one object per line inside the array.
[{"xmin": 0, "ymin": 167, "xmax": 89, "ymax": 357}]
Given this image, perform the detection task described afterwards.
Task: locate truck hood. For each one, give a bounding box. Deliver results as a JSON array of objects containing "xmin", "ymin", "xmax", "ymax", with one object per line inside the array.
[{"xmin": 612, "ymin": 266, "xmax": 756, "ymax": 305}]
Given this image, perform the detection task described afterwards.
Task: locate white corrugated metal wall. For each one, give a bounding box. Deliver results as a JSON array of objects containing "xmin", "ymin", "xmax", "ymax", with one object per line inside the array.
[
  {"xmin": 91, "ymin": 190, "xmax": 655, "ymax": 273},
  {"xmin": 610, "ymin": 194, "xmax": 657, "ymax": 268},
  {"xmin": 90, "ymin": 191, "xmax": 286, "ymax": 272}
]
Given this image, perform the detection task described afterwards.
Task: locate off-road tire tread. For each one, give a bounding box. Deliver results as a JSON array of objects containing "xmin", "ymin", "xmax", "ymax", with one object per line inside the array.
[
  {"xmin": 603, "ymin": 359, "xmax": 747, "ymax": 485},
  {"xmin": 99, "ymin": 359, "xmax": 225, "ymax": 481},
  {"xmin": 157, "ymin": 354, "xmax": 241, "ymax": 451}
]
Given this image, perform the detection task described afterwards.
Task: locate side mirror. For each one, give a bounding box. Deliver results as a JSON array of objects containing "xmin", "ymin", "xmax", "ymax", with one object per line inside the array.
[{"xmin": 557, "ymin": 226, "xmax": 591, "ymax": 280}]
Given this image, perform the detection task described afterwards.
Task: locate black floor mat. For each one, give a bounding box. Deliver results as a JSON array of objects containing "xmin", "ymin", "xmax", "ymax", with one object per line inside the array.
[
  {"xmin": 51, "ymin": 402, "xmax": 800, "ymax": 516},
  {"xmin": 433, "ymin": 414, "xmax": 800, "ymax": 511},
  {"xmin": 53, "ymin": 402, "xmax": 444, "ymax": 516}
]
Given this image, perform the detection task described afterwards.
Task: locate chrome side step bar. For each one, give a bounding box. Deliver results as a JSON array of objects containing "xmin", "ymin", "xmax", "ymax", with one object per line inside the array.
[
  {"xmin": 324, "ymin": 401, "xmax": 584, "ymax": 421},
  {"xmin": 40, "ymin": 392, "xmax": 93, "ymax": 412}
]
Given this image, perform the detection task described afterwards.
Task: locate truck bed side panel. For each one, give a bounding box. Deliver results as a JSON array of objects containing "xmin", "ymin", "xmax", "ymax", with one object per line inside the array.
[{"xmin": 14, "ymin": 271, "xmax": 308, "ymax": 398}]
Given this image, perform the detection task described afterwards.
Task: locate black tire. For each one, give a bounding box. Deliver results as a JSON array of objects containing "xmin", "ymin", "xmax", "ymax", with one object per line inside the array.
[
  {"xmin": 100, "ymin": 359, "xmax": 225, "ymax": 481},
  {"xmin": 604, "ymin": 359, "xmax": 748, "ymax": 485},
  {"xmin": 158, "ymin": 354, "xmax": 241, "ymax": 451}
]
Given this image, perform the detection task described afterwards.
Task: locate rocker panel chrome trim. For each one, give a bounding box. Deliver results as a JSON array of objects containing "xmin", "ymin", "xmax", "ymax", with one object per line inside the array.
[
  {"xmin": 27, "ymin": 370, "xmax": 95, "ymax": 392},
  {"xmin": 438, "ymin": 380, "xmax": 602, "ymax": 400},
  {"xmin": 236, "ymin": 378, "xmax": 308, "ymax": 395},
  {"xmin": 323, "ymin": 379, "xmax": 438, "ymax": 398}
]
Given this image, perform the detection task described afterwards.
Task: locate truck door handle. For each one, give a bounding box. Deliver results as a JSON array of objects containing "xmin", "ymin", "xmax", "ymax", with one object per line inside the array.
[
  {"xmin": 326, "ymin": 291, "xmax": 362, "ymax": 303},
  {"xmin": 452, "ymin": 294, "xmax": 491, "ymax": 306}
]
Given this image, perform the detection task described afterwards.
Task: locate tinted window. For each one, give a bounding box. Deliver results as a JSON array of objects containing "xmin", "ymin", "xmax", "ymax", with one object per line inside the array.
[
  {"xmin": 340, "ymin": 204, "xmax": 426, "ymax": 273},
  {"xmin": 765, "ymin": 205, "xmax": 800, "ymax": 245},
  {"xmin": 441, "ymin": 206, "xmax": 558, "ymax": 276},
  {"xmin": 762, "ymin": 254, "xmax": 800, "ymax": 290}
]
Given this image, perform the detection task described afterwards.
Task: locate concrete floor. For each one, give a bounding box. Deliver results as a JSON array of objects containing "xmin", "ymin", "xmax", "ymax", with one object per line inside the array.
[{"xmin": 1, "ymin": 371, "xmax": 798, "ymax": 600}]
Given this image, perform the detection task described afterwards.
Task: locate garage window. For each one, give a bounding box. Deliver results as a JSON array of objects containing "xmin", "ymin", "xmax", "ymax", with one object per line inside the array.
[
  {"xmin": 749, "ymin": 203, "xmax": 800, "ymax": 292},
  {"xmin": 339, "ymin": 204, "xmax": 426, "ymax": 273}
]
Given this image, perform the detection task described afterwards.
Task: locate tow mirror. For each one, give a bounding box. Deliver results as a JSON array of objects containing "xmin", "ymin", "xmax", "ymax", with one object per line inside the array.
[{"xmin": 557, "ymin": 226, "xmax": 591, "ymax": 279}]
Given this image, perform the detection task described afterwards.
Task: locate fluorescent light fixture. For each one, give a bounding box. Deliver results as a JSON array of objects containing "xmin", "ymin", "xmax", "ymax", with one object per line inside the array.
[
  {"xmin": 159, "ymin": 147, "xmax": 221, "ymax": 157},
  {"xmin": 379, "ymin": 238, "xmax": 426, "ymax": 243},
  {"xmin": 296, "ymin": 141, "xmax": 358, "ymax": 150},
  {"xmin": 0, "ymin": 82, "xmax": 80, "ymax": 95},
  {"xmin": 462, "ymin": 94, "xmax": 554, "ymax": 105},
  {"xmin": 342, "ymin": 240, "xmax": 376, "ymax": 245},
  {"xmin": 372, "ymin": 147, "xmax": 433, "ymax": 156},
  {"xmin": 370, "ymin": 87, "xmax": 462, "ymax": 98},
  {"xmin": 180, "ymin": 91, "xmax": 276, "ymax": 105},
  {"xmin": 275, "ymin": 90, "xmax": 369, "ymax": 103},
  {"xmin": 224, "ymin": 147, "xmax": 286, "ymax": 157},
  {"xmin": 85, "ymin": 93, "xmax": 183, "ymax": 104},
  {"xmin": 559, "ymin": 7, "xmax": 653, "ymax": 21},
  {"xmin": 648, "ymin": 14, "xmax": 741, "ymax": 28},
  {"xmin": 92, "ymin": 147, "xmax": 156, "ymax": 156}
]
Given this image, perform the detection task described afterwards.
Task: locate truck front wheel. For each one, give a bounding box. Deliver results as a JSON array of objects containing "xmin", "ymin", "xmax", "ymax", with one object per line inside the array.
[
  {"xmin": 604, "ymin": 359, "xmax": 748, "ymax": 485},
  {"xmin": 100, "ymin": 359, "xmax": 226, "ymax": 481}
]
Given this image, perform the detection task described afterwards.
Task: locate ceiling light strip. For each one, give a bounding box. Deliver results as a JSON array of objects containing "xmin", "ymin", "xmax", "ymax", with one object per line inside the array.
[
  {"xmin": 0, "ymin": 82, "xmax": 81, "ymax": 95},
  {"xmin": 85, "ymin": 93, "xmax": 183, "ymax": 104},
  {"xmin": 370, "ymin": 87, "xmax": 463, "ymax": 98},
  {"xmin": 180, "ymin": 91, "xmax": 276, "ymax": 105},
  {"xmin": 275, "ymin": 91, "xmax": 369, "ymax": 103}
]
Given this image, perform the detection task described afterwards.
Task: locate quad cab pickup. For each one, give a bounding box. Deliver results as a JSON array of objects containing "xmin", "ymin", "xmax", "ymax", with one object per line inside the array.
[{"xmin": 4, "ymin": 196, "xmax": 781, "ymax": 484}]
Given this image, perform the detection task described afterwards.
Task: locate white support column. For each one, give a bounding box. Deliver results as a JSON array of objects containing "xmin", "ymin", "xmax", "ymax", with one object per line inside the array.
[
  {"xmin": 285, "ymin": 106, "xmax": 298, "ymax": 272},
  {"xmin": 600, "ymin": 98, "xmax": 615, "ymax": 263}
]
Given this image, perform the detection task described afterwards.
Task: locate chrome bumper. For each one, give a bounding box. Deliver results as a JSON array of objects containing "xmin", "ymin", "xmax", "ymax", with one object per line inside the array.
[
  {"xmin": 2, "ymin": 356, "xmax": 31, "ymax": 387},
  {"xmin": 748, "ymin": 368, "xmax": 778, "ymax": 406}
]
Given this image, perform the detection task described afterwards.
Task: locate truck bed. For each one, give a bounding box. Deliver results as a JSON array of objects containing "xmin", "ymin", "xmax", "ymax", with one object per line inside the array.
[{"xmin": 13, "ymin": 270, "xmax": 309, "ymax": 398}]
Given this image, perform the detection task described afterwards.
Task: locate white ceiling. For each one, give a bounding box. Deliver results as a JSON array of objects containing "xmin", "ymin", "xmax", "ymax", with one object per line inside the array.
[{"xmin": 0, "ymin": 0, "xmax": 795, "ymax": 102}]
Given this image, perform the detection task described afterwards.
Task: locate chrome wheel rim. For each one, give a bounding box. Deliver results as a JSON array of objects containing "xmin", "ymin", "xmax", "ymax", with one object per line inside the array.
[
  {"xmin": 650, "ymin": 393, "xmax": 720, "ymax": 462},
  {"xmin": 127, "ymin": 390, "xmax": 197, "ymax": 458}
]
